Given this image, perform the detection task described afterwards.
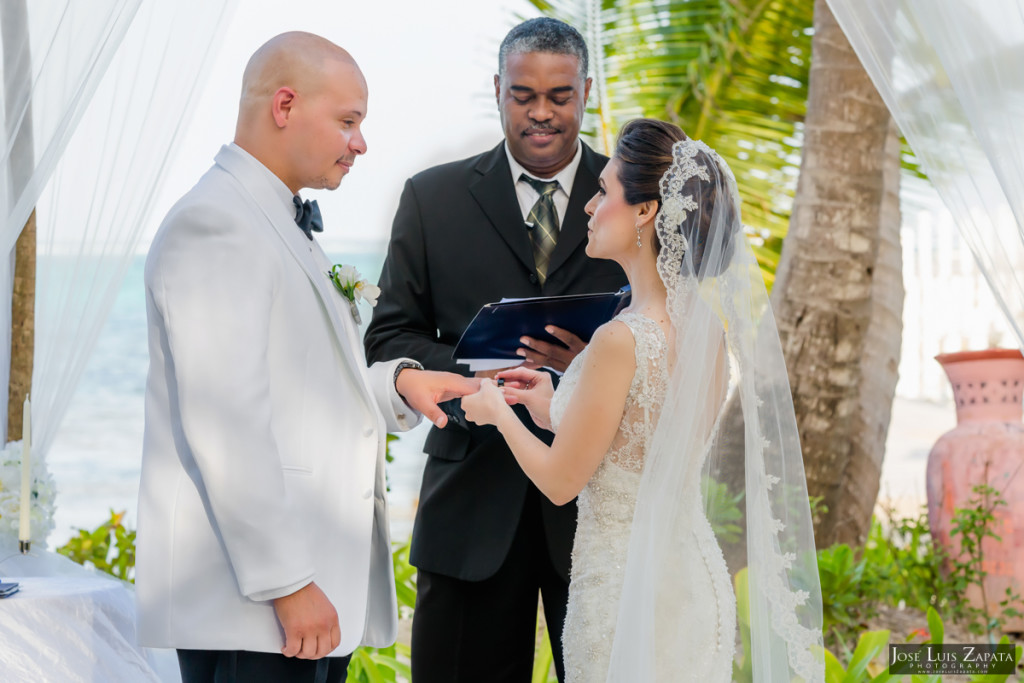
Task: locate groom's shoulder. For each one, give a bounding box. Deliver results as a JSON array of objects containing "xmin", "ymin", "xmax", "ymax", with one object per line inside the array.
[
  {"xmin": 161, "ymin": 165, "xmax": 242, "ymax": 226},
  {"xmin": 149, "ymin": 163, "xmax": 261, "ymax": 257}
]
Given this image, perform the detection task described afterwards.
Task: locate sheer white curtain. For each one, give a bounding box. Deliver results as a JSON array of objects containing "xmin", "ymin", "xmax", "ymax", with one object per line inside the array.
[
  {"xmin": 1, "ymin": 0, "xmax": 142, "ymax": 443},
  {"xmin": 825, "ymin": 0, "xmax": 1024, "ymax": 348},
  {"xmin": 31, "ymin": 0, "xmax": 236, "ymax": 459}
]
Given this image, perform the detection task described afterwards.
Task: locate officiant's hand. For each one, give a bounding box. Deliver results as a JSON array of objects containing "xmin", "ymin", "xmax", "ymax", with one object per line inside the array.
[
  {"xmin": 494, "ymin": 367, "xmax": 554, "ymax": 431},
  {"xmin": 274, "ymin": 582, "xmax": 340, "ymax": 659},
  {"xmin": 397, "ymin": 369, "xmax": 481, "ymax": 428},
  {"xmin": 517, "ymin": 326, "xmax": 586, "ymax": 373}
]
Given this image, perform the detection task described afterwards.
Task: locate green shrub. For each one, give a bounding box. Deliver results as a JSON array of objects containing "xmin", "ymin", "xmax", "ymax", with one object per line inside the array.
[
  {"xmin": 823, "ymin": 628, "xmax": 892, "ymax": 683},
  {"xmin": 56, "ymin": 509, "xmax": 136, "ymax": 583},
  {"xmin": 818, "ymin": 543, "xmax": 883, "ymax": 656},
  {"xmin": 863, "ymin": 504, "xmax": 951, "ymax": 614},
  {"xmin": 948, "ymin": 482, "xmax": 1024, "ymax": 639}
]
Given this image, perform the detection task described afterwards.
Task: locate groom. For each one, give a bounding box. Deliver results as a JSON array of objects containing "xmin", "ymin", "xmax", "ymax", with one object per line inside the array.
[
  {"xmin": 136, "ymin": 32, "xmax": 477, "ymax": 683},
  {"xmin": 365, "ymin": 17, "xmax": 627, "ymax": 683}
]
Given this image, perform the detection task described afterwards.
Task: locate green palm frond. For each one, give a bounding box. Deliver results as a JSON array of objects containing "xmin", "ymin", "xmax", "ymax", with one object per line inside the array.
[{"xmin": 526, "ymin": 0, "xmax": 815, "ymax": 287}]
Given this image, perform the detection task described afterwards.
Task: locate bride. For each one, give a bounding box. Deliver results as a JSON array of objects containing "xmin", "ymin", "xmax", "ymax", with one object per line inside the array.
[{"xmin": 462, "ymin": 118, "xmax": 824, "ymax": 682}]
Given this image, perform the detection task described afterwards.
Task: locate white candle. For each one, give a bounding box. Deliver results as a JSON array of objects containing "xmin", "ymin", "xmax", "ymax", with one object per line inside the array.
[{"xmin": 18, "ymin": 396, "xmax": 31, "ymax": 545}]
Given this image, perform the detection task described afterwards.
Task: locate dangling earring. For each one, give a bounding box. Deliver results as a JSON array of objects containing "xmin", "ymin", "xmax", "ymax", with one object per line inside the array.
[{"xmin": 636, "ymin": 226, "xmax": 643, "ymax": 248}]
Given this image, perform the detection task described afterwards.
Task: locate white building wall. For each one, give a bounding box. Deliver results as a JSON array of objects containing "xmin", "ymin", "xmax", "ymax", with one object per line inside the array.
[{"xmin": 897, "ymin": 201, "xmax": 1023, "ymax": 401}]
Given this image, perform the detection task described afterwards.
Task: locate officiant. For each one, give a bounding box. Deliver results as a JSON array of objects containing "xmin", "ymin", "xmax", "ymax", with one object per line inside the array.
[{"xmin": 364, "ymin": 18, "xmax": 626, "ymax": 683}]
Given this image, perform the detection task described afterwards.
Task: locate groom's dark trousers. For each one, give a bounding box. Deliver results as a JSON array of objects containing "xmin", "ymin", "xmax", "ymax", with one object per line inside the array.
[
  {"xmin": 176, "ymin": 650, "xmax": 351, "ymax": 683},
  {"xmin": 365, "ymin": 141, "xmax": 626, "ymax": 682}
]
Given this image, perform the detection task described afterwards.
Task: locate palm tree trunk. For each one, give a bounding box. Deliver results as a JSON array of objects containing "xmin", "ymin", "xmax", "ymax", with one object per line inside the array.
[
  {"xmin": 770, "ymin": 0, "xmax": 903, "ymax": 547},
  {"xmin": 3, "ymin": 0, "xmax": 35, "ymax": 442}
]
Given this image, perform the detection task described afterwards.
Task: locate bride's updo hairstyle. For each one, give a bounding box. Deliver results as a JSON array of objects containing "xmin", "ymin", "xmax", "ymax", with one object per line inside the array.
[{"xmin": 613, "ymin": 118, "xmax": 738, "ymax": 276}]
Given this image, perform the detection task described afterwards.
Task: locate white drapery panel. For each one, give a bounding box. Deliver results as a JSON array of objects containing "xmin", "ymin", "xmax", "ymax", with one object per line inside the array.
[
  {"xmin": 30, "ymin": 0, "xmax": 235, "ymax": 460},
  {"xmin": 825, "ymin": 0, "xmax": 1024, "ymax": 348},
  {"xmin": 1, "ymin": 0, "xmax": 142, "ymax": 443}
]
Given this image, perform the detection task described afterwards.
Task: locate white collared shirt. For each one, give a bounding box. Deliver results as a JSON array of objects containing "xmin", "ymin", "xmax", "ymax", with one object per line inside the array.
[
  {"xmin": 505, "ymin": 140, "xmax": 584, "ymax": 231},
  {"xmin": 226, "ymin": 142, "xmax": 302, "ymax": 222}
]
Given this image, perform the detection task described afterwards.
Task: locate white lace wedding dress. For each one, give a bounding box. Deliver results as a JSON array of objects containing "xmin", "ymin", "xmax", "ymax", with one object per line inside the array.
[{"xmin": 550, "ymin": 311, "xmax": 736, "ymax": 682}]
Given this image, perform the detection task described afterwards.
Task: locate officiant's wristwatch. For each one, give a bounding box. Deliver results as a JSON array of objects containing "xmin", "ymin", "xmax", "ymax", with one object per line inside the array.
[{"xmin": 394, "ymin": 360, "xmax": 425, "ymax": 403}]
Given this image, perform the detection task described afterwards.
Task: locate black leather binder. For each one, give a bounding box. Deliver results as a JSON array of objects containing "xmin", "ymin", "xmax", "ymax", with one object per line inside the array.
[{"xmin": 453, "ymin": 287, "xmax": 631, "ymax": 361}]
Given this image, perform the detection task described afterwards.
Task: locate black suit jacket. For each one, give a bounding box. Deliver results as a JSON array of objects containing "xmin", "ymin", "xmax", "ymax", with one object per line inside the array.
[{"xmin": 365, "ymin": 141, "xmax": 626, "ymax": 582}]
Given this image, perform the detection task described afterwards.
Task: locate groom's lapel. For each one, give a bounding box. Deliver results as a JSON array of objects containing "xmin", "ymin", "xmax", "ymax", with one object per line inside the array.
[
  {"xmin": 307, "ymin": 242, "xmax": 371, "ymax": 380},
  {"xmin": 215, "ymin": 147, "xmax": 368, "ymax": 399}
]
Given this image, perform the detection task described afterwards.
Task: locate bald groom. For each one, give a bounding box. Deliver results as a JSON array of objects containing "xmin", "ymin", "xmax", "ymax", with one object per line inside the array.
[{"xmin": 137, "ymin": 32, "xmax": 476, "ymax": 683}]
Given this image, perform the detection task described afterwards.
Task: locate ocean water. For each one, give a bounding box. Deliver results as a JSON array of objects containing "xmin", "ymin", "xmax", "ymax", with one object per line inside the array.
[{"xmin": 46, "ymin": 251, "xmax": 431, "ymax": 548}]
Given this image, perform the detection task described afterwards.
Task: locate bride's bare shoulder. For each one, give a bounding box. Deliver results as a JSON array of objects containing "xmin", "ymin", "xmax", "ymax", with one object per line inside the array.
[
  {"xmin": 586, "ymin": 320, "xmax": 637, "ymax": 363},
  {"xmin": 570, "ymin": 320, "xmax": 638, "ymax": 395}
]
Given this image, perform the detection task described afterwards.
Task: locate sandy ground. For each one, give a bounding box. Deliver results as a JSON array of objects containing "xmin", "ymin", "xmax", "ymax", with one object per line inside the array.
[{"xmin": 878, "ymin": 396, "xmax": 958, "ymax": 517}]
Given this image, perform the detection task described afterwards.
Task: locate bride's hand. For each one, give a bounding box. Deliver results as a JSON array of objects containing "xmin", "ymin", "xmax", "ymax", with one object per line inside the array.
[
  {"xmin": 496, "ymin": 368, "xmax": 554, "ymax": 432},
  {"xmin": 462, "ymin": 379, "xmax": 511, "ymax": 427}
]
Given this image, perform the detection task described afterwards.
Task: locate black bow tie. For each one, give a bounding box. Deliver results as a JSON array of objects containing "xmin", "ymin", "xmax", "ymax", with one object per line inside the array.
[{"xmin": 293, "ymin": 196, "xmax": 323, "ymax": 240}]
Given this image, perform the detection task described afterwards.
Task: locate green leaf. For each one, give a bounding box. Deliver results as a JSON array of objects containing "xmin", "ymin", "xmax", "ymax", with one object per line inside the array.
[
  {"xmin": 846, "ymin": 630, "xmax": 891, "ymax": 682},
  {"xmin": 532, "ymin": 628, "xmax": 555, "ymax": 683},
  {"xmin": 350, "ymin": 648, "xmax": 387, "ymax": 683},
  {"xmin": 823, "ymin": 648, "xmax": 847, "ymax": 683},
  {"xmin": 732, "ymin": 568, "xmax": 753, "ymax": 682},
  {"xmin": 869, "ymin": 668, "xmax": 894, "ymax": 683},
  {"xmin": 367, "ymin": 652, "xmax": 410, "ymax": 679},
  {"xmin": 925, "ymin": 606, "xmax": 944, "ymax": 644}
]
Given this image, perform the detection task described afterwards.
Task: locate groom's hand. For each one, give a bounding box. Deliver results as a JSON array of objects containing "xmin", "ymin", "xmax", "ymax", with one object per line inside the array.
[
  {"xmin": 397, "ymin": 369, "xmax": 480, "ymax": 428},
  {"xmin": 517, "ymin": 325, "xmax": 586, "ymax": 373},
  {"xmin": 274, "ymin": 582, "xmax": 340, "ymax": 659}
]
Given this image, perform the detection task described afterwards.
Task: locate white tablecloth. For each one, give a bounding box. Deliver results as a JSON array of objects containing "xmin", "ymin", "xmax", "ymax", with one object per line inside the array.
[{"xmin": 0, "ymin": 554, "xmax": 175, "ymax": 682}]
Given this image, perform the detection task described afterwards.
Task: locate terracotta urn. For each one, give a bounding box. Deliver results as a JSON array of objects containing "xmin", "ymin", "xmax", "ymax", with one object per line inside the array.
[{"xmin": 926, "ymin": 348, "xmax": 1024, "ymax": 632}]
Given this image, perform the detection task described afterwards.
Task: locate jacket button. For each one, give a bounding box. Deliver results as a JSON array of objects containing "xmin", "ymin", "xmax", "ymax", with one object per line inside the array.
[
  {"xmin": 362, "ymin": 489, "xmax": 373, "ymax": 500},
  {"xmin": 363, "ymin": 426, "xmax": 374, "ymax": 437},
  {"xmin": 529, "ymin": 273, "xmax": 538, "ymax": 284}
]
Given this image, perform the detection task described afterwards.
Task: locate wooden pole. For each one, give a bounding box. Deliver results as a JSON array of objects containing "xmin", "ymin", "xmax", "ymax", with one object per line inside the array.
[
  {"xmin": 2, "ymin": 0, "xmax": 35, "ymax": 442},
  {"xmin": 7, "ymin": 212, "xmax": 34, "ymax": 442}
]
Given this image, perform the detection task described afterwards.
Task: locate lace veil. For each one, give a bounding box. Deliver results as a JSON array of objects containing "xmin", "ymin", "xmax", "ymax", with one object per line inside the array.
[{"xmin": 605, "ymin": 130, "xmax": 825, "ymax": 681}]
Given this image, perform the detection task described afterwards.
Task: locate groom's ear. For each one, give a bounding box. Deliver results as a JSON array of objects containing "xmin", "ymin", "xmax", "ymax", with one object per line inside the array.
[{"xmin": 271, "ymin": 87, "xmax": 298, "ymax": 128}]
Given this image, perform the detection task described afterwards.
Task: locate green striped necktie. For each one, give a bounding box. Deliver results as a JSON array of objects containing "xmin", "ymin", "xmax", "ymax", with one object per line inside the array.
[{"xmin": 521, "ymin": 175, "xmax": 560, "ymax": 285}]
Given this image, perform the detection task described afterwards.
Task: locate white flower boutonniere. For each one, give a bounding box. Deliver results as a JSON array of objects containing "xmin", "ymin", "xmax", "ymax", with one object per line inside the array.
[{"xmin": 327, "ymin": 264, "xmax": 381, "ymax": 325}]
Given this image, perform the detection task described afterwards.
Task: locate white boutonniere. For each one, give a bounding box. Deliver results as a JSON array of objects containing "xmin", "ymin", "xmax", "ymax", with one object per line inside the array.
[{"xmin": 327, "ymin": 264, "xmax": 380, "ymax": 325}]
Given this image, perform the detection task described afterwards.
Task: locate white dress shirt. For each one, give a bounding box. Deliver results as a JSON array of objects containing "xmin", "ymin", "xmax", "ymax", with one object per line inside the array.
[{"xmin": 505, "ymin": 140, "xmax": 585, "ymax": 230}]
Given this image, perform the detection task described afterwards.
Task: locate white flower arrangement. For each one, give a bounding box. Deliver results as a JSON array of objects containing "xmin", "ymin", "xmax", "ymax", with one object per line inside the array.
[
  {"xmin": 0, "ymin": 440, "xmax": 57, "ymax": 556},
  {"xmin": 327, "ymin": 264, "xmax": 381, "ymax": 325}
]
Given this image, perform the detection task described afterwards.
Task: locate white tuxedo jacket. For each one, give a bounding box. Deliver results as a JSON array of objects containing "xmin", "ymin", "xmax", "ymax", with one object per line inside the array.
[{"xmin": 137, "ymin": 143, "xmax": 419, "ymax": 656}]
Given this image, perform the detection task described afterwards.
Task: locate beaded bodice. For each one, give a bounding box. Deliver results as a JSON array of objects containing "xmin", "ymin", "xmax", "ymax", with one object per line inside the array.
[{"xmin": 550, "ymin": 311, "xmax": 668, "ymax": 473}]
